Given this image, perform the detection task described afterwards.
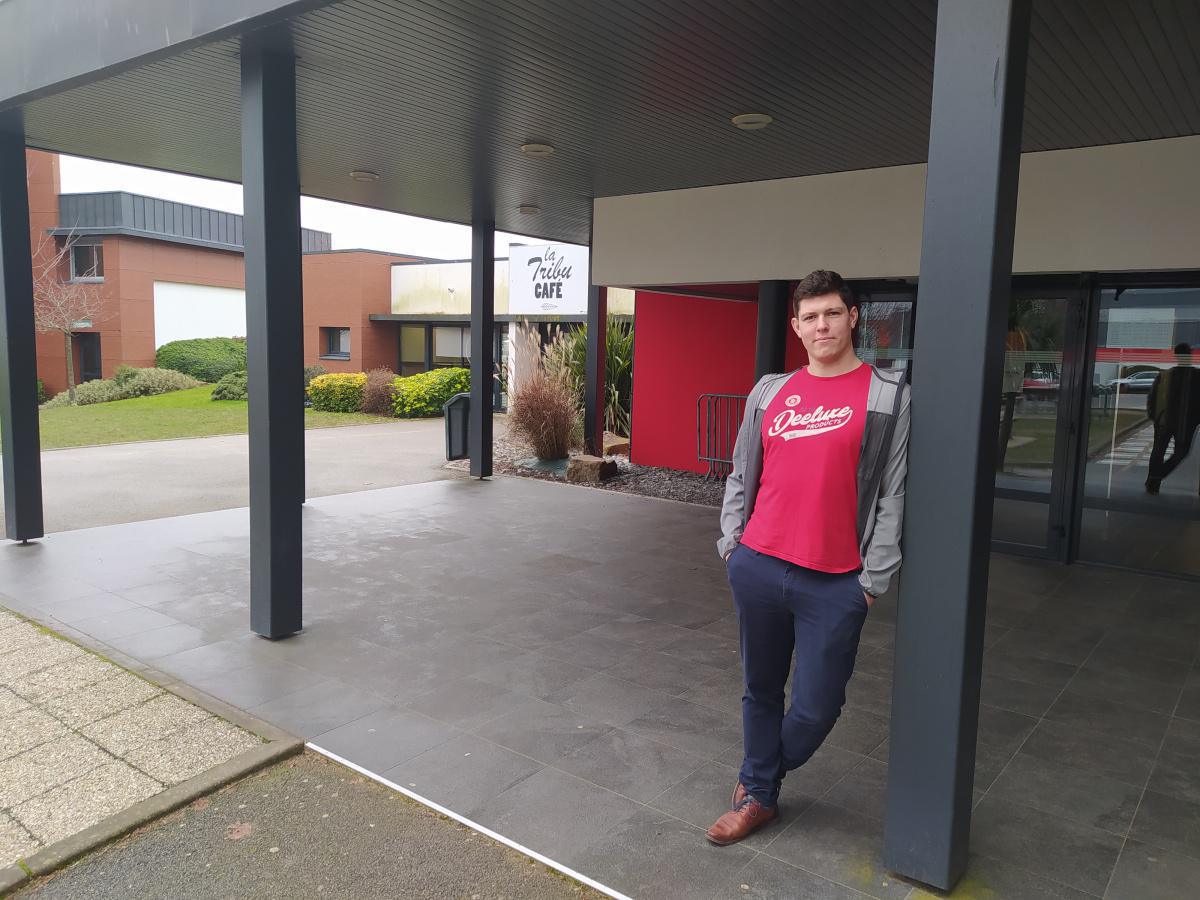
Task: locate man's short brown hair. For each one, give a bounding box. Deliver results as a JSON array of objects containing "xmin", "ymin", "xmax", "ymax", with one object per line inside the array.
[{"xmin": 792, "ymin": 270, "xmax": 856, "ymax": 319}]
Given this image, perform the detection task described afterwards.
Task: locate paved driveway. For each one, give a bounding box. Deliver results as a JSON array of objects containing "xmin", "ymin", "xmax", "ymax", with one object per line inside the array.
[{"xmin": 4, "ymin": 418, "xmax": 489, "ymax": 533}]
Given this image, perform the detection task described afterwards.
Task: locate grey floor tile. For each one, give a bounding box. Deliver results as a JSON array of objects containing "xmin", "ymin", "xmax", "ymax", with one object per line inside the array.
[
  {"xmin": 472, "ymin": 696, "xmax": 612, "ymax": 764},
  {"xmin": 537, "ymin": 632, "xmax": 643, "ymax": 671},
  {"xmin": 383, "ymin": 732, "xmax": 544, "ymax": 816},
  {"xmin": 853, "ymin": 648, "xmax": 895, "ymax": 681},
  {"xmin": 825, "ymin": 707, "xmax": 890, "ymax": 756},
  {"xmin": 248, "ymin": 677, "xmax": 389, "ymax": 738},
  {"xmin": 678, "ymin": 668, "xmax": 743, "ymax": 714},
  {"xmin": 977, "ymin": 705, "xmax": 1039, "ymax": 756},
  {"xmin": 845, "ymin": 672, "xmax": 892, "ymax": 719},
  {"xmin": 708, "ymin": 854, "xmax": 873, "ymax": 900},
  {"xmin": 104, "ymin": 623, "xmax": 212, "ymax": 660},
  {"xmin": 989, "ymin": 752, "xmax": 1142, "ymax": 835},
  {"xmin": 551, "ymin": 672, "xmax": 673, "ymax": 727},
  {"xmin": 1106, "ymin": 839, "xmax": 1200, "ymax": 900},
  {"xmin": 908, "ymin": 853, "xmax": 1098, "ymax": 899},
  {"xmin": 765, "ymin": 801, "xmax": 910, "ymax": 899},
  {"xmin": 403, "ymin": 676, "xmax": 531, "ymax": 731},
  {"xmin": 969, "ymin": 796, "xmax": 1123, "ymax": 896},
  {"xmin": 1019, "ymin": 720, "xmax": 1157, "ymax": 788},
  {"xmin": 572, "ymin": 808, "xmax": 755, "ymax": 900},
  {"xmin": 608, "ymin": 648, "xmax": 725, "ymax": 696},
  {"xmin": 1095, "ymin": 630, "xmax": 1198, "ymax": 664},
  {"xmin": 1044, "ymin": 692, "xmax": 1170, "ymax": 751},
  {"xmin": 659, "ymin": 629, "xmax": 742, "ymax": 670},
  {"xmin": 1148, "ymin": 745, "xmax": 1200, "ymax": 804},
  {"xmin": 982, "ymin": 647, "xmax": 1078, "ymax": 690},
  {"xmin": 1064, "ymin": 666, "xmax": 1183, "ymax": 714},
  {"xmin": 989, "ymin": 625, "xmax": 1104, "ymax": 667},
  {"xmin": 70, "ymin": 607, "xmax": 181, "ymax": 641},
  {"xmin": 624, "ymin": 695, "xmax": 742, "ymax": 761},
  {"xmin": 1082, "ymin": 647, "xmax": 1191, "ymax": 688},
  {"xmin": 185, "ymin": 658, "xmax": 330, "ymax": 709},
  {"xmin": 583, "ymin": 618, "xmax": 693, "ymax": 652},
  {"xmin": 823, "ymin": 757, "xmax": 889, "ymax": 823},
  {"xmin": 555, "ymin": 728, "xmax": 707, "ymax": 799},
  {"xmin": 472, "ymin": 766, "xmax": 642, "ymax": 865},
  {"xmin": 1129, "ymin": 789, "xmax": 1200, "ymax": 858},
  {"xmin": 1176, "ymin": 684, "xmax": 1200, "ymax": 722},
  {"xmin": 311, "ymin": 705, "xmax": 459, "ymax": 773},
  {"xmin": 40, "ymin": 591, "xmax": 142, "ymax": 622},
  {"xmin": 980, "ymin": 673, "xmax": 1061, "ymax": 718}
]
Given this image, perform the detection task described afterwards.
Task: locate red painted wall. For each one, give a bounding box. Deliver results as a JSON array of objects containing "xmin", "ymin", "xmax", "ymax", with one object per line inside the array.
[{"xmin": 630, "ymin": 291, "xmax": 758, "ymax": 473}]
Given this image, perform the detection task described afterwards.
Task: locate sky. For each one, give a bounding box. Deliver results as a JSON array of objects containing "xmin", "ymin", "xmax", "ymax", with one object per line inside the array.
[{"xmin": 58, "ymin": 155, "xmax": 573, "ymax": 261}]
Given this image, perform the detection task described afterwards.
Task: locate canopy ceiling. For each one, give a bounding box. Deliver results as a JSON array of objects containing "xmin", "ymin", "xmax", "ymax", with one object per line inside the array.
[{"xmin": 6, "ymin": 0, "xmax": 1199, "ymax": 243}]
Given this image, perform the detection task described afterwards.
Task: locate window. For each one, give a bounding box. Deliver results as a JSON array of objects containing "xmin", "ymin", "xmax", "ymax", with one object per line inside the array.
[
  {"xmin": 69, "ymin": 243, "xmax": 104, "ymax": 281},
  {"xmin": 399, "ymin": 325, "xmax": 426, "ymax": 377},
  {"xmin": 321, "ymin": 327, "xmax": 351, "ymax": 359},
  {"xmin": 432, "ymin": 325, "xmax": 470, "ymax": 368}
]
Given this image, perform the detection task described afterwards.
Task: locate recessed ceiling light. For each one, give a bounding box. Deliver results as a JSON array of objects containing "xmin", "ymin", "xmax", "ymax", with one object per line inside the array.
[
  {"xmin": 349, "ymin": 169, "xmax": 379, "ymax": 182},
  {"xmin": 731, "ymin": 113, "xmax": 773, "ymax": 131},
  {"xmin": 519, "ymin": 142, "xmax": 556, "ymax": 158},
  {"xmin": 517, "ymin": 204, "xmax": 541, "ymax": 216}
]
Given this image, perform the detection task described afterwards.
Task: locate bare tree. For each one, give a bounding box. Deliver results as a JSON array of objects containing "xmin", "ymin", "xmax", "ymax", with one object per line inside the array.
[{"xmin": 31, "ymin": 230, "xmax": 108, "ymax": 403}]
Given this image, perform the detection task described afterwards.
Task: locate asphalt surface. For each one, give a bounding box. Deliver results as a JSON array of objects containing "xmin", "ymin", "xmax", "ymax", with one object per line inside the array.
[
  {"xmin": 1, "ymin": 418, "xmax": 513, "ymax": 533},
  {"xmin": 16, "ymin": 752, "xmax": 598, "ymax": 900}
]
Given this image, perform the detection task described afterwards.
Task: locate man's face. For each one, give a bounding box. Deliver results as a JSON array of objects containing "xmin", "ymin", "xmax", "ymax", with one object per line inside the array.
[{"xmin": 792, "ymin": 293, "xmax": 858, "ymax": 364}]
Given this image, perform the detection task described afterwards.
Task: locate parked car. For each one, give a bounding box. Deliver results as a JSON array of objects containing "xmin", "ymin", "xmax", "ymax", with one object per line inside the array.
[{"xmin": 1106, "ymin": 370, "xmax": 1161, "ymax": 393}]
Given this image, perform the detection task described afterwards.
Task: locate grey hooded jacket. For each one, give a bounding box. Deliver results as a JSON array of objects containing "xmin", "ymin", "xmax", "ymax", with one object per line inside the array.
[{"xmin": 717, "ymin": 366, "xmax": 911, "ymax": 598}]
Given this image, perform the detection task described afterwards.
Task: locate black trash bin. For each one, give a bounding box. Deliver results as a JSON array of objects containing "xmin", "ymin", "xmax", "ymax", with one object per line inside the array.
[{"xmin": 444, "ymin": 392, "xmax": 470, "ymax": 461}]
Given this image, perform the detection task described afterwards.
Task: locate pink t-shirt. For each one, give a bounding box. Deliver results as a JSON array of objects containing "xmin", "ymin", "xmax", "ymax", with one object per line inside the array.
[{"xmin": 740, "ymin": 365, "xmax": 871, "ymax": 572}]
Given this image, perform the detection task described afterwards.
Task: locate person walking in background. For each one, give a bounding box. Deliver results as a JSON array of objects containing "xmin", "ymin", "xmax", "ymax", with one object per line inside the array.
[
  {"xmin": 1145, "ymin": 343, "xmax": 1200, "ymax": 495},
  {"xmin": 707, "ymin": 270, "xmax": 910, "ymax": 846}
]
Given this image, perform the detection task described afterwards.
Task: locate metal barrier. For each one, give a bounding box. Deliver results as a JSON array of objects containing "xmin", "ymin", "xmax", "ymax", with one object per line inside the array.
[{"xmin": 697, "ymin": 393, "xmax": 748, "ymax": 479}]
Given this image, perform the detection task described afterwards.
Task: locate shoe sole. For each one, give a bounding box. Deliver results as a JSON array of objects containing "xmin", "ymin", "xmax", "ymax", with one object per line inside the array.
[{"xmin": 704, "ymin": 814, "xmax": 778, "ymax": 846}]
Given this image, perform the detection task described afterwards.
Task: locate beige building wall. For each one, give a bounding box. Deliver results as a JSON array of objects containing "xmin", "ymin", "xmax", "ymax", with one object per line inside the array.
[{"xmin": 592, "ymin": 136, "xmax": 1200, "ymax": 286}]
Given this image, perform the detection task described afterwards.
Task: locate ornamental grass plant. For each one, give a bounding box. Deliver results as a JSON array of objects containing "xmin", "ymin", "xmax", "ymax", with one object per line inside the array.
[
  {"xmin": 508, "ymin": 369, "xmax": 580, "ymax": 461},
  {"xmin": 362, "ymin": 367, "xmax": 399, "ymax": 415}
]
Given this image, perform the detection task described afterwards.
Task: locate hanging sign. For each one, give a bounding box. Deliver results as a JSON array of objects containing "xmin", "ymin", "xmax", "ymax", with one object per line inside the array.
[{"xmin": 507, "ymin": 244, "xmax": 589, "ymax": 315}]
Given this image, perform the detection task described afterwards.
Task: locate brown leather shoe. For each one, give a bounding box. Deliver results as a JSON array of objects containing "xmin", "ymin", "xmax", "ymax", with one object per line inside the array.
[
  {"xmin": 731, "ymin": 781, "xmax": 746, "ymax": 810},
  {"xmin": 706, "ymin": 796, "xmax": 778, "ymax": 846}
]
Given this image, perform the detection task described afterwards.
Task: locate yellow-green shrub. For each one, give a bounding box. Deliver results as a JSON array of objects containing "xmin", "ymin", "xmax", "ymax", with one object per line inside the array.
[
  {"xmin": 392, "ymin": 367, "xmax": 470, "ymax": 418},
  {"xmin": 307, "ymin": 372, "xmax": 367, "ymax": 412}
]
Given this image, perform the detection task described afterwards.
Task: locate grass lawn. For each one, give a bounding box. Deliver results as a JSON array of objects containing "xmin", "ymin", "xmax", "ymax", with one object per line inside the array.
[
  {"xmin": 1003, "ymin": 409, "xmax": 1146, "ymax": 467},
  {"xmin": 35, "ymin": 385, "xmax": 396, "ymax": 450}
]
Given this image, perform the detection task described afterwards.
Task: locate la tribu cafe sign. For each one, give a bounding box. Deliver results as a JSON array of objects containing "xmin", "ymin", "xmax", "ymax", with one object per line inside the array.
[{"xmin": 508, "ymin": 244, "xmax": 589, "ymax": 316}]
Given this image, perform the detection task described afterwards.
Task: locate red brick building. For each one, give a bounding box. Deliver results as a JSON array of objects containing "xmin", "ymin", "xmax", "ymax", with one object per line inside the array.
[{"xmin": 27, "ymin": 150, "xmax": 424, "ymax": 395}]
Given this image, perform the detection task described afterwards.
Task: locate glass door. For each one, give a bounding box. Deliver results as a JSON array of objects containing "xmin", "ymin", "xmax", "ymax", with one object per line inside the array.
[
  {"xmin": 1075, "ymin": 287, "xmax": 1200, "ymax": 578},
  {"xmin": 992, "ymin": 288, "xmax": 1086, "ymax": 558}
]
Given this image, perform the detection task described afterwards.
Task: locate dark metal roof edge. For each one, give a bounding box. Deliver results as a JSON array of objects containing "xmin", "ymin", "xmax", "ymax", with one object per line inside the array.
[{"xmin": 48, "ymin": 226, "xmax": 245, "ymax": 254}]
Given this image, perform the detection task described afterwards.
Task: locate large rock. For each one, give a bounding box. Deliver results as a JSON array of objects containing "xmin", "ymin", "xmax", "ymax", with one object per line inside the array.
[
  {"xmin": 603, "ymin": 432, "xmax": 630, "ymax": 456},
  {"xmin": 566, "ymin": 454, "xmax": 619, "ymax": 483}
]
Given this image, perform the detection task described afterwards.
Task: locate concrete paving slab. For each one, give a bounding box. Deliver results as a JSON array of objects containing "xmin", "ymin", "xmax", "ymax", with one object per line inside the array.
[
  {"xmin": 14, "ymin": 763, "xmax": 163, "ymax": 845},
  {"xmin": 0, "ymin": 813, "xmax": 38, "ymax": 870},
  {"xmin": 79, "ymin": 693, "xmax": 209, "ymax": 757},
  {"xmin": 0, "ymin": 735, "xmax": 111, "ymax": 809},
  {"xmin": 125, "ymin": 717, "xmax": 261, "ymax": 786},
  {"xmin": 5, "ymin": 655, "xmax": 120, "ymax": 703},
  {"xmin": 40, "ymin": 670, "xmax": 161, "ymax": 728}
]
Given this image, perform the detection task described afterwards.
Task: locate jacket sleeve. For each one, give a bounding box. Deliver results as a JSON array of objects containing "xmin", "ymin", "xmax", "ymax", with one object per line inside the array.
[
  {"xmin": 858, "ymin": 383, "xmax": 911, "ymax": 597},
  {"xmin": 717, "ymin": 378, "xmax": 764, "ymax": 560}
]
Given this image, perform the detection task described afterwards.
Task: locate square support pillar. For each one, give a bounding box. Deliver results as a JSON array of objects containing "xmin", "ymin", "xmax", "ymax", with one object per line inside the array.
[
  {"xmin": 755, "ymin": 280, "xmax": 789, "ymax": 380},
  {"xmin": 469, "ymin": 218, "xmax": 494, "ymax": 478},
  {"xmin": 0, "ymin": 125, "xmax": 44, "ymax": 542},
  {"xmin": 882, "ymin": 0, "xmax": 1031, "ymax": 890},
  {"xmin": 584, "ymin": 280, "xmax": 607, "ymax": 456},
  {"xmin": 241, "ymin": 46, "xmax": 304, "ymax": 639}
]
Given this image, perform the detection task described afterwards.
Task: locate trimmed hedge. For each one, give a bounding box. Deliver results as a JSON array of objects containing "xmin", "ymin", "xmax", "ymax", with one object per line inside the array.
[
  {"xmin": 36, "ymin": 378, "xmax": 47, "ymax": 405},
  {"xmin": 211, "ymin": 371, "xmax": 248, "ymax": 401},
  {"xmin": 156, "ymin": 337, "xmax": 247, "ymax": 383},
  {"xmin": 392, "ymin": 367, "xmax": 469, "ymax": 418},
  {"xmin": 43, "ymin": 367, "xmax": 200, "ymax": 407},
  {"xmin": 307, "ymin": 372, "xmax": 367, "ymax": 412}
]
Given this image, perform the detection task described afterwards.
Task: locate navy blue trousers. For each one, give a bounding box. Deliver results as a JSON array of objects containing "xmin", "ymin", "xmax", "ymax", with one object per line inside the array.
[{"xmin": 727, "ymin": 544, "xmax": 869, "ymax": 806}]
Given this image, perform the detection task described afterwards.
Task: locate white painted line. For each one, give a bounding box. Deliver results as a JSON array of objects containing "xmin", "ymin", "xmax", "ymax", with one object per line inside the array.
[{"xmin": 306, "ymin": 742, "xmax": 633, "ymax": 900}]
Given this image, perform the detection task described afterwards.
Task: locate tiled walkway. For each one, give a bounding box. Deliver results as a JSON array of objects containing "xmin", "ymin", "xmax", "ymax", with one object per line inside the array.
[{"xmin": 1, "ymin": 477, "xmax": 1197, "ymax": 899}]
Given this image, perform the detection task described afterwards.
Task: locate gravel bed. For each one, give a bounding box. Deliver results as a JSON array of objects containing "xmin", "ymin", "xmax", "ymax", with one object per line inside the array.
[{"xmin": 446, "ymin": 436, "xmax": 726, "ymax": 507}]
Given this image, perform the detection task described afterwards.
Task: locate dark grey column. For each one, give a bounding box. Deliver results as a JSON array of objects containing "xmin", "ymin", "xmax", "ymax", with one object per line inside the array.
[
  {"xmin": 469, "ymin": 219, "xmax": 494, "ymax": 478},
  {"xmin": 0, "ymin": 124, "xmax": 44, "ymax": 542},
  {"xmin": 584, "ymin": 277, "xmax": 607, "ymax": 456},
  {"xmin": 882, "ymin": 0, "xmax": 1031, "ymax": 890},
  {"xmin": 755, "ymin": 280, "xmax": 789, "ymax": 380},
  {"xmin": 241, "ymin": 45, "xmax": 304, "ymax": 639}
]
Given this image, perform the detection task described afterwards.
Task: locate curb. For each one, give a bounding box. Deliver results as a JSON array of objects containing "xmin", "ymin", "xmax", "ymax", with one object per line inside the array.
[{"xmin": 0, "ymin": 738, "xmax": 303, "ymax": 896}]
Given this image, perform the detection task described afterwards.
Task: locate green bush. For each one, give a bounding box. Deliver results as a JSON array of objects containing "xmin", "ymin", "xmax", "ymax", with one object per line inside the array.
[
  {"xmin": 36, "ymin": 378, "xmax": 47, "ymax": 405},
  {"xmin": 307, "ymin": 372, "xmax": 367, "ymax": 412},
  {"xmin": 42, "ymin": 367, "xmax": 200, "ymax": 408},
  {"xmin": 392, "ymin": 367, "xmax": 469, "ymax": 418},
  {"xmin": 211, "ymin": 371, "xmax": 248, "ymax": 401},
  {"xmin": 156, "ymin": 337, "xmax": 247, "ymax": 383},
  {"xmin": 303, "ymin": 365, "xmax": 327, "ymax": 391}
]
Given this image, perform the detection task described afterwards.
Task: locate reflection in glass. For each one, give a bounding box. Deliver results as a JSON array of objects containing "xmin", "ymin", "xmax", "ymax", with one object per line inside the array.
[{"xmin": 1080, "ymin": 288, "xmax": 1200, "ymax": 578}]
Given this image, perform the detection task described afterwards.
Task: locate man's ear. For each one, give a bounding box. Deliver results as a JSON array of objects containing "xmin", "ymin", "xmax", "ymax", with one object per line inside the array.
[{"xmin": 850, "ymin": 306, "xmax": 859, "ymax": 329}]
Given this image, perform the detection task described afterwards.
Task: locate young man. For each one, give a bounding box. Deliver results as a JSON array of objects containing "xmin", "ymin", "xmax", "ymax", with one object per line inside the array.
[{"xmin": 707, "ymin": 269, "xmax": 910, "ymax": 846}]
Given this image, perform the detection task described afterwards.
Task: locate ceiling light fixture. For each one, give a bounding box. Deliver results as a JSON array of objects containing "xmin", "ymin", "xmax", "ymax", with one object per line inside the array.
[
  {"xmin": 519, "ymin": 142, "xmax": 556, "ymax": 158},
  {"xmin": 731, "ymin": 113, "xmax": 773, "ymax": 131},
  {"xmin": 517, "ymin": 204, "xmax": 541, "ymax": 215},
  {"xmin": 349, "ymin": 169, "xmax": 380, "ymax": 182}
]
